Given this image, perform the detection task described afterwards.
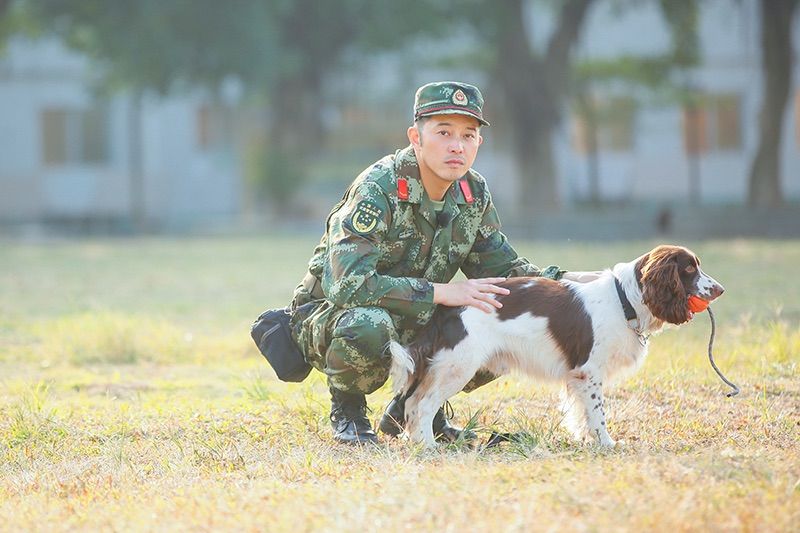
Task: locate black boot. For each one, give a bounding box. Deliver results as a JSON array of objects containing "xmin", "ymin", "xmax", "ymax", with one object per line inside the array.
[
  {"xmin": 377, "ymin": 394, "xmax": 405, "ymax": 437},
  {"xmin": 432, "ymin": 403, "xmax": 477, "ymax": 443},
  {"xmin": 329, "ymin": 387, "xmax": 378, "ymax": 445},
  {"xmin": 378, "ymin": 394, "xmax": 476, "ymax": 442}
]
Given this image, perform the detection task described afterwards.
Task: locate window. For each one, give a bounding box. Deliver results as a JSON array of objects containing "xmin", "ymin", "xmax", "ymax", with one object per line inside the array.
[
  {"xmin": 682, "ymin": 93, "xmax": 741, "ymax": 154},
  {"xmin": 41, "ymin": 105, "xmax": 110, "ymax": 165},
  {"xmin": 571, "ymin": 97, "xmax": 637, "ymax": 154}
]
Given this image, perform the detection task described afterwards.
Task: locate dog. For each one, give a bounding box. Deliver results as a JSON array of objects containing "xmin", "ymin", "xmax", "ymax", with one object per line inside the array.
[{"xmin": 389, "ymin": 245, "xmax": 724, "ymax": 448}]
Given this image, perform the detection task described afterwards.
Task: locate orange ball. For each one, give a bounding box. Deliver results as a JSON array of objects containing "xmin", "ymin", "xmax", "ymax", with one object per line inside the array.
[{"xmin": 687, "ymin": 295, "xmax": 709, "ymax": 313}]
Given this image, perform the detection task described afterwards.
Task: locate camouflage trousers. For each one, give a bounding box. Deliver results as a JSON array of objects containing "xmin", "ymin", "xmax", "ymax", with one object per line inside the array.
[{"xmin": 290, "ymin": 300, "xmax": 495, "ymax": 395}]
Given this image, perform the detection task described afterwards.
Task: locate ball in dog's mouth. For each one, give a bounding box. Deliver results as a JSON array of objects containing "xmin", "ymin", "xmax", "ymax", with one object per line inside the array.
[{"xmin": 688, "ymin": 295, "xmax": 710, "ymax": 314}]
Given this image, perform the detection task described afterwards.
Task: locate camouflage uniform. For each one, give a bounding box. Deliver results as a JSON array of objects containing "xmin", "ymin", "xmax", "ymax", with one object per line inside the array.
[{"xmin": 290, "ymin": 145, "xmax": 547, "ymax": 395}]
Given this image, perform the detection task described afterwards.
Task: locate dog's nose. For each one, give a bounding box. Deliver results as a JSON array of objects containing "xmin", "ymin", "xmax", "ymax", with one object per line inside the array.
[{"xmin": 709, "ymin": 284, "xmax": 724, "ymax": 300}]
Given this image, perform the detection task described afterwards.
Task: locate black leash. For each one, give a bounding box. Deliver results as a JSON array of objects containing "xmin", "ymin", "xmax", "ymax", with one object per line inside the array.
[
  {"xmin": 485, "ymin": 431, "xmax": 524, "ymax": 448},
  {"xmin": 707, "ymin": 306, "xmax": 740, "ymax": 397}
]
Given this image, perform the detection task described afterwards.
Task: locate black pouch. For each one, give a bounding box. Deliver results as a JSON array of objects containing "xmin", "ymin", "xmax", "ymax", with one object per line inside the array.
[{"xmin": 250, "ymin": 307, "xmax": 312, "ymax": 383}]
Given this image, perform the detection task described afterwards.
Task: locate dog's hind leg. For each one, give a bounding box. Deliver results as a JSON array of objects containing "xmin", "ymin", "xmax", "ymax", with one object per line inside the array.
[
  {"xmin": 405, "ymin": 349, "xmax": 484, "ymax": 448},
  {"xmin": 562, "ymin": 368, "xmax": 617, "ymax": 448}
]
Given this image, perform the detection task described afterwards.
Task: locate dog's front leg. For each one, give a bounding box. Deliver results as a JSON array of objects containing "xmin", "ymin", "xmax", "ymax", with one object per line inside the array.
[{"xmin": 563, "ymin": 369, "xmax": 617, "ymax": 448}]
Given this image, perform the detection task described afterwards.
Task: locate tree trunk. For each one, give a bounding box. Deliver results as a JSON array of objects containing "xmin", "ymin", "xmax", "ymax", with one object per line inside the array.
[
  {"xmin": 263, "ymin": 70, "xmax": 324, "ymax": 213},
  {"xmin": 575, "ymin": 83, "xmax": 601, "ymax": 204},
  {"xmin": 748, "ymin": 0, "xmax": 798, "ymax": 208},
  {"xmin": 272, "ymin": 72, "xmax": 324, "ymax": 149},
  {"xmin": 516, "ymin": 129, "xmax": 559, "ymax": 212},
  {"xmin": 128, "ymin": 89, "xmax": 145, "ymax": 232},
  {"xmin": 262, "ymin": 0, "xmax": 350, "ymax": 213},
  {"xmin": 495, "ymin": 0, "xmax": 595, "ymax": 213}
]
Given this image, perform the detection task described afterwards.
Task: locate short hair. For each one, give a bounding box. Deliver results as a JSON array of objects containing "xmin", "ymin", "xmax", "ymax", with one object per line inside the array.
[
  {"xmin": 413, "ymin": 116, "xmax": 430, "ymax": 144},
  {"xmin": 414, "ymin": 116, "xmax": 430, "ymax": 127}
]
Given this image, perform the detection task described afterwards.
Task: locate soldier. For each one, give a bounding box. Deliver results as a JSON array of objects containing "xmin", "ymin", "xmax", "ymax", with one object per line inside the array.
[{"xmin": 289, "ymin": 81, "xmax": 569, "ymax": 445}]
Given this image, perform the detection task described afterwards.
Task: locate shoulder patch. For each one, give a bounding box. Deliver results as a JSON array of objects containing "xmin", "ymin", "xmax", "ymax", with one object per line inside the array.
[{"xmin": 351, "ymin": 200, "xmax": 383, "ymax": 235}]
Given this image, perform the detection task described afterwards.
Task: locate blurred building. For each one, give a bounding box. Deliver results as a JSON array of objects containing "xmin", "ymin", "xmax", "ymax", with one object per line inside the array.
[
  {"xmin": 558, "ymin": 0, "xmax": 800, "ymax": 205},
  {"xmin": 0, "ymin": 37, "xmax": 242, "ymax": 231},
  {"xmin": 0, "ymin": 1, "xmax": 798, "ymax": 232},
  {"xmin": 324, "ymin": 1, "xmax": 800, "ymax": 216}
]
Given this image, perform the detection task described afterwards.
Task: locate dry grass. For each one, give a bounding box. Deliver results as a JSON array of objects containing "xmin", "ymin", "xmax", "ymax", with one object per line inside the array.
[{"xmin": 0, "ymin": 237, "xmax": 798, "ymax": 531}]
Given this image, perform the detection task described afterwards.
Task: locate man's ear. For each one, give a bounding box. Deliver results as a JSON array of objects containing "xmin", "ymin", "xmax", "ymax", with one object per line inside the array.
[
  {"xmin": 478, "ymin": 133, "xmax": 483, "ymax": 146},
  {"xmin": 407, "ymin": 125, "xmax": 420, "ymax": 148}
]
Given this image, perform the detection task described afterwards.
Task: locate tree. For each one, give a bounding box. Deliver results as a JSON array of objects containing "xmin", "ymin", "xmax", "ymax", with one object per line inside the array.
[
  {"xmin": 458, "ymin": 0, "xmax": 596, "ymax": 211},
  {"xmin": 449, "ymin": 0, "xmax": 699, "ymax": 212},
  {"xmin": 20, "ymin": 0, "xmax": 442, "ymax": 215},
  {"xmin": 12, "ymin": 0, "xmax": 708, "ymax": 216},
  {"xmin": 748, "ymin": 0, "xmax": 799, "ymax": 208},
  {"xmin": 572, "ymin": 0, "xmax": 699, "ymax": 205}
]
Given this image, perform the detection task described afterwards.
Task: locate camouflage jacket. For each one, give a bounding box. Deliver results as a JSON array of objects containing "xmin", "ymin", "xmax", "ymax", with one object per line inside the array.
[{"xmin": 292, "ymin": 145, "xmax": 543, "ymax": 329}]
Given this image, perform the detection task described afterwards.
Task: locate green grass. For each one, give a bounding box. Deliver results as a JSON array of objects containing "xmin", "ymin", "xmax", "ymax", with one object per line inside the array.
[{"xmin": 0, "ymin": 236, "xmax": 798, "ymax": 531}]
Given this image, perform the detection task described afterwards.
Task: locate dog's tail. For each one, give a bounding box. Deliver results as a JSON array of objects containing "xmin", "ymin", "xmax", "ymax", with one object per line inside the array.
[{"xmin": 388, "ymin": 340, "xmax": 416, "ymax": 395}]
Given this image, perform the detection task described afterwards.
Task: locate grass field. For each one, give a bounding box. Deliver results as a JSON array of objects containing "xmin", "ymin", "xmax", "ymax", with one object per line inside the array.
[{"xmin": 0, "ymin": 236, "xmax": 798, "ymax": 531}]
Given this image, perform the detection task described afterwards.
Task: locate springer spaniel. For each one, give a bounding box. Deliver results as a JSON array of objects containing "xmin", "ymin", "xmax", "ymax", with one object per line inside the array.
[{"xmin": 389, "ymin": 245, "xmax": 724, "ymax": 448}]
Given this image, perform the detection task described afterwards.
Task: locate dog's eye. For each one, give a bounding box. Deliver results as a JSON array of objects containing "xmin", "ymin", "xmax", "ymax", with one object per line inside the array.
[{"xmin": 685, "ymin": 265, "xmax": 696, "ymax": 274}]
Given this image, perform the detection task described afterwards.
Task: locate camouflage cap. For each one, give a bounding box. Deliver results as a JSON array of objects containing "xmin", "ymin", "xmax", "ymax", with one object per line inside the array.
[{"xmin": 414, "ymin": 81, "xmax": 490, "ymax": 126}]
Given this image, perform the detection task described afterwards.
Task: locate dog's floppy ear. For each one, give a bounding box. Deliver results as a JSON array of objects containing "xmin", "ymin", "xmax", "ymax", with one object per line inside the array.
[{"xmin": 640, "ymin": 246, "xmax": 689, "ymax": 324}]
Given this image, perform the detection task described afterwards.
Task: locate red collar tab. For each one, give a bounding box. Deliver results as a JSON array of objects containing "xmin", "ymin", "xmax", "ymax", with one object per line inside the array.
[
  {"xmin": 459, "ymin": 179, "xmax": 474, "ymax": 203},
  {"xmin": 397, "ymin": 177, "xmax": 409, "ymax": 200}
]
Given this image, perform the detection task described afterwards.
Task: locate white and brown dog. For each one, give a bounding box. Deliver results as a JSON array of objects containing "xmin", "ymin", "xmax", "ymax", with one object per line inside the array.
[{"xmin": 389, "ymin": 245, "xmax": 724, "ymax": 448}]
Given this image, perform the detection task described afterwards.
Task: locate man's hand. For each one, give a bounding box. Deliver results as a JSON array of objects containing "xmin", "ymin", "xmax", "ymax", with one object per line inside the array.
[{"xmin": 432, "ymin": 277, "xmax": 510, "ymax": 313}]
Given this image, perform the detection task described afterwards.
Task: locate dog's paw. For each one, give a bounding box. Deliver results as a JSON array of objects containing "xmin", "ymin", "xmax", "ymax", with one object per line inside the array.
[
  {"xmin": 595, "ymin": 436, "xmax": 624, "ymax": 449},
  {"xmin": 590, "ymin": 426, "xmax": 626, "ymax": 449}
]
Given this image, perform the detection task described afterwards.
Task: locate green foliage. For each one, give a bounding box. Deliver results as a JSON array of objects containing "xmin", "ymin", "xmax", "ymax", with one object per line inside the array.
[
  {"xmin": 11, "ymin": 0, "xmax": 706, "ymax": 211},
  {"xmin": 240, "ymin": 371, "xmax": 273, "ymax": 402},
  {"xmin": 658, "ymin": 0, "xmax": 700, "ymax": 67},
  {"xmin": 21, "ymin": 0, "xmax": 445, "ymax": 96},
  {"xmin": 4, "ymin": 381, "xmax": 66, "ymax": 449},
  {"xmin": 19, "ymin": 0, "xmax": 451, "ymax": 208},
  {"xmin": 26, "ymin": 0, "xmax": 282, "ymax": 93},
  {"xmin": 0, "ymin": 0, "xmax": 39, "ymax": 51},
  {"xmin": 574, "ymin": 0, "xmax": 700, "ymax": 109},
  {"xmin": 576, "ymin": 55, "xmax": 680, "ymax": 90}
]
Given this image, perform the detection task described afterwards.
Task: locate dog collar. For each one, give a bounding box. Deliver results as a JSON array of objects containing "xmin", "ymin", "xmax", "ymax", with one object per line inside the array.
[{"xmin": 614, "ymin": 276, "xmax": 648, "ymax": 345}]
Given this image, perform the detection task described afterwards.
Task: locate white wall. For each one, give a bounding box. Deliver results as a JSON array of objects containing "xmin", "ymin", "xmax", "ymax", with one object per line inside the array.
[{"xmin": 0, "ymin": 37, "xmax": 242, "ymax": 225}]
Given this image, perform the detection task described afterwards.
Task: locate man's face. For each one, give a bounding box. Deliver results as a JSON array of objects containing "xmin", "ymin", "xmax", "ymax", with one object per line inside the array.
[{"xmin": 408, "ymin": 114, "xmax": 483, "ymax": 186}]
